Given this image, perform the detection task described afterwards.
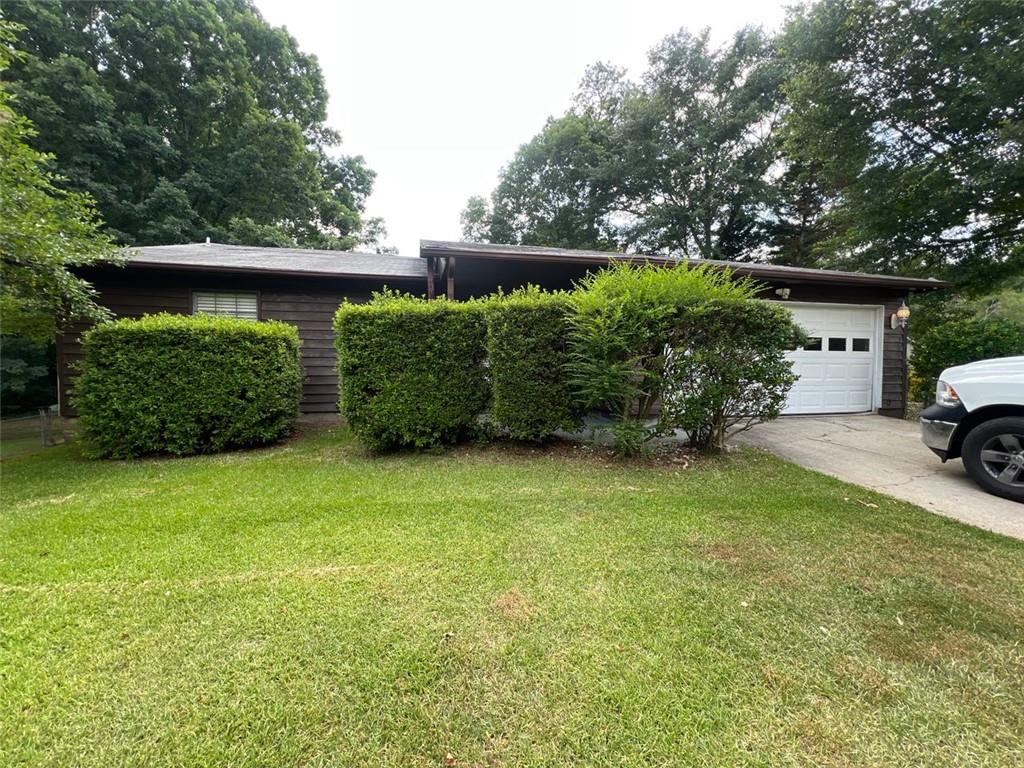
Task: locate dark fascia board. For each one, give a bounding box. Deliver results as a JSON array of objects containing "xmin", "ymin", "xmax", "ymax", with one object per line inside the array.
[
  {"xmin": 86, "ymin": 259, "xmax": 426, "ymax": 282},
  {"xmin": 419, "ymin": 240, "xmax": 951, "ymax": 291}
]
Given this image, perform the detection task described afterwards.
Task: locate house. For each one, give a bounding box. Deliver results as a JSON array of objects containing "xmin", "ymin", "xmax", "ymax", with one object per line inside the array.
[{"xmin": 59, "ymin": 240, "xmax": 947, "ymax": 418}]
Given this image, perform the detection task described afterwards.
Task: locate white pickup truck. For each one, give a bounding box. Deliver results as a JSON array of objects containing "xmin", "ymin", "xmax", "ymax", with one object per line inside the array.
[{"xmin": 920, "ymin": 356, "xmax": 1024, "ymax": 502}]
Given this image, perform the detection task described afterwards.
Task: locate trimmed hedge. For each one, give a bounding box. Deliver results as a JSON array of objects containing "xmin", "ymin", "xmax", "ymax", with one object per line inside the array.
[
  {"xmin": 485, "ymin": 287, "xmax": 579, "ymax": 441},
  {"xmin": 334, "ymin": 292, "xmax": 488, "ymax": 450},
  {"xmin": 910, "ymin": 317, "xmax": 1024, "ymax": 402},
  {"xmin": 74, "ymin": 313, "xmax": 303, "ymax": 458}
]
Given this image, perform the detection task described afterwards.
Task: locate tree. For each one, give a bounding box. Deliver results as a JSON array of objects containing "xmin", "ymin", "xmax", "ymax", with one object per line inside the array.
[
  {"xmin": 0, "ymin": 21, "xmax": 119, "ymax": 342},
  {"xmin": 764, "ymin": 159, "xmax": 835, "ymax": 268},
  {"xmin": 617, "ymin": 28, "xmax": 783, "ymax": 259},
  {"xmin": 469, "ymin": 113, "xmax": 623, "ymax": 250},
  {"xmin": 3, "ymin": 0, "xmax": 380, "ymax": 251},
  {"xmin": 463, "ymin": 28, "xmax": 784, "ymax": 260},
  {"xmin": 460, "ymin": 195, "xmax": 492, "ymax": 243},
  {"xmin": 780, "ymin": 0, "xmax": 1024, "ymax": 288}
]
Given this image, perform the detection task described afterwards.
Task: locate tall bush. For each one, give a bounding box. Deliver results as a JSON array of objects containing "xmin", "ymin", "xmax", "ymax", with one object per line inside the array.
[
  {"xmin": 74, "ymin": 313, "xmax": 302, "ymax": 458},
  {"xmin": 663, "ymin": 300, "xmax": 803, "ymax": 452},
  {"xmin": 334, "ymin": 292, "xmax": 488, "ymax": 450},
  {"xmin": 911, "ymin": 317, "xmax": 1024, "ymax": 402},
  {"xmin": 485, "ymin": 287, "xmax": 579, "ymax": 441},
  {"xmin": 566, "ymin": 263, "xmax": 761, "ymax": 453}
]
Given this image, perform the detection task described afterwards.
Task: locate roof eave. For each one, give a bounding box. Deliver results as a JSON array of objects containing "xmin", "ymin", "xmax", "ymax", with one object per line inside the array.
[
  {"xmin": 419, "ymin": 241, "xmax": 950, "ymax": 291},
  {"xmin": 97, "ymin": 260, "xmax": 427, "ymax": 282}
]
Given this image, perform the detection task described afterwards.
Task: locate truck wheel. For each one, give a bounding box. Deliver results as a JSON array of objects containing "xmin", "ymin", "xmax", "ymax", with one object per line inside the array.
[{"xmin": 962, "ymin": 417, "xmax": 1024, "ymax": 503}]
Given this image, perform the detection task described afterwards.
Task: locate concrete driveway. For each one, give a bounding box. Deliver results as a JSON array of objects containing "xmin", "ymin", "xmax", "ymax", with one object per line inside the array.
[{"xmin": 734, "ymin": 414, "xmax": 1024, "ymax": 541}]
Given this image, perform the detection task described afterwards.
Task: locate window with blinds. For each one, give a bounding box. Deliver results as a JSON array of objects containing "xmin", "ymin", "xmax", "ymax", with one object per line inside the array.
[{"xmin": 192, "ymin": 291, "xmax": 259, "ymax": 320}]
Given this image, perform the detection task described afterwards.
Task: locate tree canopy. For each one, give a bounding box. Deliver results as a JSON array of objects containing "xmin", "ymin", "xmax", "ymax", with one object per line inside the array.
[
  {"xmin": 781, "ymin": 0, "xmax": 1024, "ymax": 287},
  {"xmin": 464, "ymin": 31, "xmax": 782, "ymax": 261},
  {"xmin": 3, "ymin": 0, "xmax": 385, "ymax": 250},
  {"xmin": 465, "ymin": 0, "xmax": 1024, "ymax": 290},
  {"xmin": 0, "ymin": 20, "xmax": 119, "ymax": 342}
]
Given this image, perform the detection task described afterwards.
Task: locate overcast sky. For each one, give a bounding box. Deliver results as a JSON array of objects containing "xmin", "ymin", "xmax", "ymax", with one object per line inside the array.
[{"xmin": 254, "ymin": 0, "xmax": 791, "ymax": 256}]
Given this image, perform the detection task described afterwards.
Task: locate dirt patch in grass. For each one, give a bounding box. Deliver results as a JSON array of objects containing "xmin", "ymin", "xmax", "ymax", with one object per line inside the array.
[
  {"xmin": 492, "ymin": 589, "xmax": 537, "ymax": 621},
  {"xmin": 700, "ymin": 539, "xmax": 778, "ymax": 568}
]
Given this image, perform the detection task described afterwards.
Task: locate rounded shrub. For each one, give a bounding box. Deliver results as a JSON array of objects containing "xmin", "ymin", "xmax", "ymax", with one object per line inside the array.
[
  {"xmin": 74, "ymin": 313, "xmax": 303, "ymax": 458},
  {"xmin": 566, "ymin": 262, "xmax": 766, "ymax": 454},
  {"xmin": 485, "ymin": 287, "xmax": 580, "ymax": 441},
  {"xmin": 663, "ymin": 299, "xmax": 804, "ymax": 452},
  {"xmin": 910, "ymin": 317, "xmax": 1024, "ymax": 402},
  {"xmin": 334, "ymin": 292, "xmax": 488, "ymax": 450}
]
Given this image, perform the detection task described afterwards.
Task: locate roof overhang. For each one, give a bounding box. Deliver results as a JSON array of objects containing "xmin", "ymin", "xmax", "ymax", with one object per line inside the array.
[
  {"xmin": 110, "ymin": 259, "xmax": 427, "ymax": 282},
  {"xmin": 84, "ymin": 243, "xmax": 429, "ymax": 282},
  {"xmin": 419, "ymin": 240, "xmax": 950, "ymax": 291}
]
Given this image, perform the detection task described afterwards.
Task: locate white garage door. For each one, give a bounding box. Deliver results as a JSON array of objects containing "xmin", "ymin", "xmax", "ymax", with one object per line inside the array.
[{"xmin": 782, "ymin": 304, "xmax": 880, "ymax": 415}]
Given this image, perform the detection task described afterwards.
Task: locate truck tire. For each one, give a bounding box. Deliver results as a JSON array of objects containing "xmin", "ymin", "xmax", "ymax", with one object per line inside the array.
[{"xmin": 961, "ymin": 417, "xmax": 1024, "ymax": 503}]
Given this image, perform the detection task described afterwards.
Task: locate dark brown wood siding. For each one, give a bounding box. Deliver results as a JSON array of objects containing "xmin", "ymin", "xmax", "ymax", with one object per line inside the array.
[
  {"xmin": 259, "ymin": 290, "xmax": 363, "ymax": 413},
  {"xmin": 58, "ymin": 267, "xmax": 422, "ymax": 416}
]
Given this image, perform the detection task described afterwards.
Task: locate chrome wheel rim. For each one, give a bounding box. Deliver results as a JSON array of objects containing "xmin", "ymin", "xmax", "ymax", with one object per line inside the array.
[{"xmin": 979, "ymin": 433, "xmax": 1024, "ymax": 488}]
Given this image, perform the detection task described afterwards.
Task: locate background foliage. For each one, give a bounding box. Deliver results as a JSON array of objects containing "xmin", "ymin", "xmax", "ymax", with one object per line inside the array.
[
  {"xmin": 0, "ymin": 20, "xmax": 119, "ymax": 342},
  {"xmin": 3, "ymin": 0, "xmax": 386, "ymax": 251},
  {"xmin": 334, "ymin": 293, "xmax": 489, "ymax": 451},
  {"xmin": 0, "ymin": 336, "xmax": 57, "ymax": 417},
  {"xmin": 74, "ymin": 313, "xmax": 303, "ymax": 458},
  {"xmin": 464, "ymin": 0, "xmax": 1023, "ymax": 301},
  {"xmin": 910, "ymin": 318, "xmax": 1024, "ymax": 403}
]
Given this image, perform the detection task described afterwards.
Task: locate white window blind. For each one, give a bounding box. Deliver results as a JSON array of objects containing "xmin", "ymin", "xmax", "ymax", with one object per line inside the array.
[{"xmin": 192, "ymin": 291, "xmax": 259, "ymax": 320}]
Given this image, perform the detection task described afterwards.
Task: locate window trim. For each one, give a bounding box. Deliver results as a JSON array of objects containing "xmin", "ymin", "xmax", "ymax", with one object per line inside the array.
[{"xmin": 191, "ymin": 289, "xmax": 261, "ymax": 320}]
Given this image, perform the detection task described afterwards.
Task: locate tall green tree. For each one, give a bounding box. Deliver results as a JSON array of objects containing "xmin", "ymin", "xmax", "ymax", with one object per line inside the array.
[
  {"xmin": 3, "ymin": 0, "xmax": 382, "ymax": 250},
  {"xmin": 763, "ymin": 159, "xmax": 835, "ymax": 268},
  {"xmin": 464, "ymin": 29, "xmax": 784, "ymax": 260},
  {"xmin": 780, "ymin": 0, "xmax": 1024, "ymax": 287},
  {"xmin": 0, "ymin": 21, "xmax": 118, "ymax": 342},
  {"xmin": 617, "ymin": 28, "xmax": 783, "ymax": 259}
]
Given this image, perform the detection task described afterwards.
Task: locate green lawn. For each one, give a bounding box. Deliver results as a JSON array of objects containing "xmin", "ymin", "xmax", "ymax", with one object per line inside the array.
[{"xmin": 2, "ymin": 427, "xmax": 1023, "ymax": 767}]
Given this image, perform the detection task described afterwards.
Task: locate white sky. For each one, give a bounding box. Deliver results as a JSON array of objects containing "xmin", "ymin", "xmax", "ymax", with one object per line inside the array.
[{"xmin": 254, "ymin": 0, "xmax": 790, "ymax": 256}]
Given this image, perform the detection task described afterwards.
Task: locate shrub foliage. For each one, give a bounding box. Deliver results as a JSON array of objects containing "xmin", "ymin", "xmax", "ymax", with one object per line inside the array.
[
  {"xmin": 566, "ymin": 263, "xmax": 797, "ymax": 453},
  {"xmin": 335, "ymin": 265, "xmax": 803, "ymax": 456},
  {"xmin": 74, "ymin": 313, "xmax": 302, "ymax": 458},
  {"xmin": 334, "ymin": 292, "xmax": 488, "ymax": 450},
  {"xmin": 911, "ymin": 317, "xmax": 1024, "ymax": 402},
  {"xmin": 485, "ymin": 287, "xmax": 579, "ymax": 440},
  {"xmin": 663, "ymin": 300, "xmax": 802, "ymax": 452}
]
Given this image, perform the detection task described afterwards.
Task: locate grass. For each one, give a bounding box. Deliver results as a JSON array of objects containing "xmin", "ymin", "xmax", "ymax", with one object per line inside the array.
[
  {"xmin": 1, "ymin": 416, "xmax": 44, "ymax": 459},
  {"xmin": 1, "ymin": 426, "xmax": 1023, "ymax": 767}
]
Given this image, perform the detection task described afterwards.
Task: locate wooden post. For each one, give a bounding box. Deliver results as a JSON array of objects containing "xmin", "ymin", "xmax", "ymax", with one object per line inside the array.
[
  {"xmin": 426, "ymin": 255, "xmax": 436, "ymax": 300},
  {"xmin": 446, "ymin": 256, "xmax": 456, "ymax": 300}
]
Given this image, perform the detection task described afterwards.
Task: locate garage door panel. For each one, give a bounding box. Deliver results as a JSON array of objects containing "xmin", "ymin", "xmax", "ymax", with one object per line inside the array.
[{"xmin": 783, "ymin": 304, "xmax": 879, "ymax": 415}]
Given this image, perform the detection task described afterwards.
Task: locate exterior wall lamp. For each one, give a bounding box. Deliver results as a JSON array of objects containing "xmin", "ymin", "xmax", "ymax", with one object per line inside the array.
[
  {"xmin": 774, "ymin": 287, "xmax": 791, "ymax": 300},
  {"xmin": 890, "ymin": 301, "xmax": 911, "ymax": 330}
]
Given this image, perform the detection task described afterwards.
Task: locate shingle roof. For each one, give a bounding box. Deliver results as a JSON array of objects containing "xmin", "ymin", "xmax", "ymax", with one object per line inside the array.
[
  {"xmin": 124, "ymin": 243, "xmax": 427, "ymax": 280},
  {"xmin": 419, "ymin": 240, "xmax": 950, "ymax": 290}
]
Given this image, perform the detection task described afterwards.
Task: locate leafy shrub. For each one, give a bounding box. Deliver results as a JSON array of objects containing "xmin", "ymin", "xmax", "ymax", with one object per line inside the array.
[
  {"xmin": 566, "ymin": 262, "xmax": 761, "ymax": 454},
  {"xmin": 484, "ymin": 287, "xmax": 579, "ymax": 440},
  {"xmin": 910, "ymin": 317, "xmax": 1024, "ymax": 402},
  {"xmin": 663, "ymin": 300, "xmax": 803, "ymax": 452},
  {"xmin": 334, "ymin": 291, "xmax": 488, "ymax": 450},
  {"xmin": 74, "ymin": 313, "xmax": 302, "ymax": 458}
]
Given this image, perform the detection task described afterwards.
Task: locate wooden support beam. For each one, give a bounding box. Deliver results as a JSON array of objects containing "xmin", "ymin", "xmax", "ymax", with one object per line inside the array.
[
  {"xmin": 426, "ymin": 255, "xmax": 436, "ymax": 300},
  {"xmin": 446, "ymin": 256, "xmax": 456, "ymax": 300}
]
